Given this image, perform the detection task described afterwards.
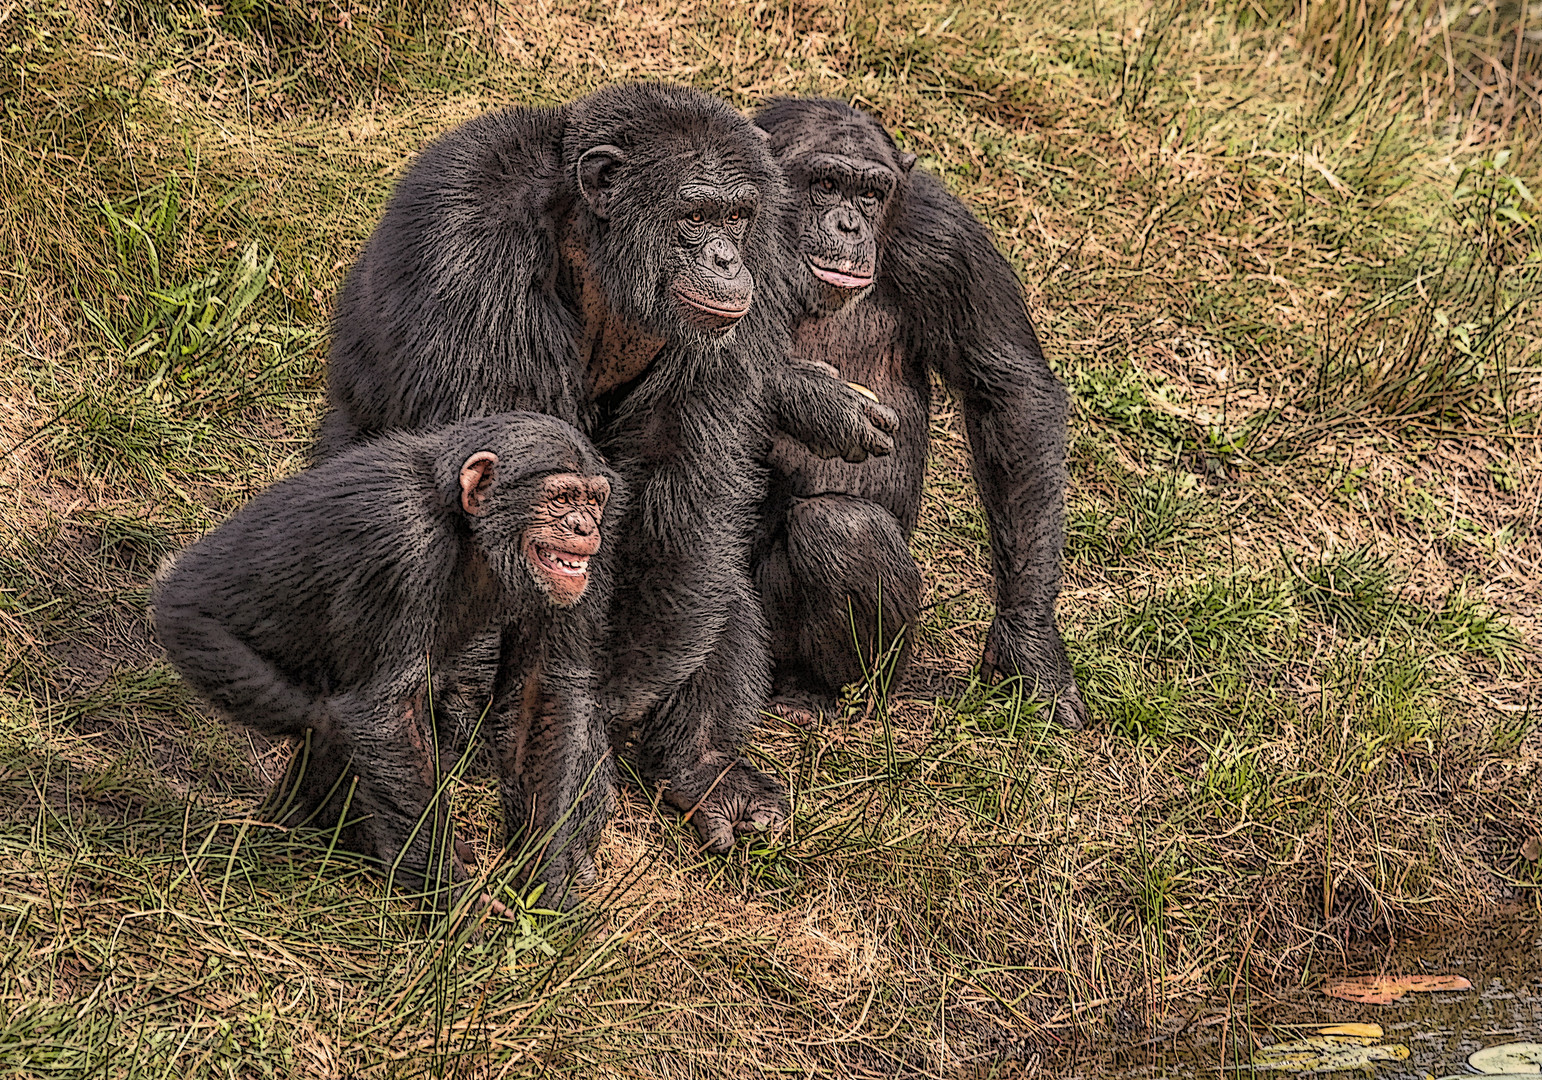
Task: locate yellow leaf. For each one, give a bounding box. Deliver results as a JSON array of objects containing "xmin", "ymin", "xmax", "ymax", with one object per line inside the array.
[{"xmin": 1313, "ymin": 1023, "xmax": 1383, "ymax": 1039}]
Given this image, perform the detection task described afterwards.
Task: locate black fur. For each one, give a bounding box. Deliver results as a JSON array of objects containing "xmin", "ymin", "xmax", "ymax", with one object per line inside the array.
[
  {"xmin": 754, "ymin": 97, "xmax": 1087, "ymax": 729},
  {"xmin": 317, "ymin": 83, "xmax": 895, "ymax": 851},
  {"xmin": 151, "ymin": 412, "xmax": 621, "ymax": 908}
]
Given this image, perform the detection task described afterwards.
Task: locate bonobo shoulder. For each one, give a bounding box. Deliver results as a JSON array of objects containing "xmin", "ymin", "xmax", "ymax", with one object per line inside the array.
[
  {"xmin": 391, "ymin": 105, "xmax": 569, "ymax": 228},
  {"xmin": 884, "ymin": 170, "xmax": 1025, "ymax": 309}
]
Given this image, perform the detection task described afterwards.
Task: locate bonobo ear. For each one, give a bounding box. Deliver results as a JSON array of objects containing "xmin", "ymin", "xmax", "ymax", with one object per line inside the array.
[
  {"xmin": 577, "ymin": 145, "xmax": 626, "ymax": 220},
  {"xmin": 459, "ymin": 451, "xmax": 498, "ymax": 516},
  {"xmin": 897, "ymin": 151, "xmax": 918, "ymax": 173}
]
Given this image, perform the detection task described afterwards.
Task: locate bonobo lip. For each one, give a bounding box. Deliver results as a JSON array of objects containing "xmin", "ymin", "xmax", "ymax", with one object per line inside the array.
[
  {"xmin": 807, "ymin": 256, "xmax": 874, "ymax": 290},
  {"xmin": 674, "ymin": 288, "xmax": 752, "ymax": 325}
]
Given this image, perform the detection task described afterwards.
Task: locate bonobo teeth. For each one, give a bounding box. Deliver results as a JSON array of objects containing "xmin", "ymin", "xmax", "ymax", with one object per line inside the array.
[{"xmin": 538, "ymin": 545, "xmax": 589, "ymax": 574}]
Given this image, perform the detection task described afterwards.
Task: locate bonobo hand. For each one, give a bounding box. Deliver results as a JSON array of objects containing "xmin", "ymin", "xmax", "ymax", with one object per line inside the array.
[
  {"xmin": 768, "ymin": 360, "xmax": 899, "ymax": 463},
  {"xmin": 981, "ymin": 609, "xmax": 1088, "ymax": 731},
  {"xmin": 663, "ymin": 754, "xmax": 789, "ymax": 854}
]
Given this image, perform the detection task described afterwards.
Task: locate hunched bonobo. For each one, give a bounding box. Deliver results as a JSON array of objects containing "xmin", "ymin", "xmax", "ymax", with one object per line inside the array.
[
  {"xmin": 752, "ymin": 97, "xmax": 1087, "ymax": 729},
  {"xmin": 152, "ymin": 412, "xmax": 620, "ymax": 908},
  {"xmin": 317, "ymin": 82, "xmax": 898, "ymax": 853}
]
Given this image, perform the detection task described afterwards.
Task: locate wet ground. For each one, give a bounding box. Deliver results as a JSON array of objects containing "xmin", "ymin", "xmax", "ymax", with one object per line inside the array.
[{"xmin": 1075, "ymin": 912, "xmax": 1541, "ymax": 1078}]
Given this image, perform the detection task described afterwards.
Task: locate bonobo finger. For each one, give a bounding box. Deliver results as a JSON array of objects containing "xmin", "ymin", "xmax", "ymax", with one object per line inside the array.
[
  {"xmin": 794, "ymin": 359, "xmax": 841, "ymax": 379},
  {"xmin": 843, "ymin": 431, "xmax": 893, "ymax": 463},
  {"xmin": 478, "ymin": 891, "xmax": 510, "ymax": 917},
  {"xmin": 733, "ymin": 805, "xmax": 781, "ymax": 836},
  {"xmin": 865, "ymin": 400, "xmax": 899, "ymax": 434}
]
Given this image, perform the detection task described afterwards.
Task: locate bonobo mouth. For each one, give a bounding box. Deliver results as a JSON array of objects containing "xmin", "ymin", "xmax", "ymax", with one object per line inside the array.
[
  {"xmin": 533, "ymin": 545, "xmax": 590, "ymax": 576},
  {"xmin": 674, "ymin": 288, "xmax": 752, "ymax": 330},
  {"xmin": 806, "ymin": 256, "xmax": 874, "ymax": 290},
  {"xmin": 526, "ymin": 540, "xmax": 591, "ymax": 604}
]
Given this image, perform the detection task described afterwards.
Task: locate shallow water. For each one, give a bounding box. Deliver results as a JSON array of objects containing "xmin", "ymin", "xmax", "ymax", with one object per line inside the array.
[{"xmin": 1076, "ymin": 913, "xmax": 1542, "ymax": 1078}]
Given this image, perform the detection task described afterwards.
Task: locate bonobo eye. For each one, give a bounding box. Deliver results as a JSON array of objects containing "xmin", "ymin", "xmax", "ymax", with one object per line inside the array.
[
  {"xmin": 688, "ymin": 211, "xmax": 704, "ymax": 224},
  {"xmin": 859, "ymin": 189, "xmax": 879, "ymax": 201},
  {"xmin": 814, "ymin": 177, "xmax": 836, "ymax": 194}
]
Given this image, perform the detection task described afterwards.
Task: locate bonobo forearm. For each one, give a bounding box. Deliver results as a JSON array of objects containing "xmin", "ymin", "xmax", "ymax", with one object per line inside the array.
[
  {"xmin": 958, "ymin": 358, "xmax": 1070, "ymax": 618},
  {"xmin": 159, "ymin": 615, "xmax": 319, "ymax": 736}
]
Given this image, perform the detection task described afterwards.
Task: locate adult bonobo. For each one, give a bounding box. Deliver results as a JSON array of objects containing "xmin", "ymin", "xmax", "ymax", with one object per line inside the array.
[
  {"xmin": 318, "ymin": 83, "xmax": 898, "ymax": 855},
  {"xmin": 153, "ymin": 413, "xmax": 620, "ymax": 909},
  {"xmin": 752, "ymin": 97, "xmax": 1087, "ymax": 730}
]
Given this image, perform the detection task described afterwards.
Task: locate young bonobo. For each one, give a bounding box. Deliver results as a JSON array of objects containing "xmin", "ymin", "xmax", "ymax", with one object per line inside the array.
[
  {"xmin": 152, "ymin": 412, "xmax": 621, "ymax": 910},
  {"xmin": 753, "ymin": 98, "xmax": 1088, "ymax": 730}
]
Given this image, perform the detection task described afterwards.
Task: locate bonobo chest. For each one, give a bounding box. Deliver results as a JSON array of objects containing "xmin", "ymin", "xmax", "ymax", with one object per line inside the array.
[
  {"xmin": 559, "ymin": 221, "xmax": 667, "ymax": 397},
  {"xmin": 770, "ymin": 300, "xmax": 929, "ymax": 530}
]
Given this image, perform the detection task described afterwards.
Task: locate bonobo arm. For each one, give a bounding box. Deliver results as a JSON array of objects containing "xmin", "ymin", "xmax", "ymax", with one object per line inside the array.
[
  {"xmin": 890, "ymin": 173, "xmax": 1087, "ymax": 728},
  {"xmin": 765, "ymin": 360, "xmax": 899, "ymax": 463},
  {"xmin": 151, "ymin": 594, "xmax": 320, "ymax": 738}
]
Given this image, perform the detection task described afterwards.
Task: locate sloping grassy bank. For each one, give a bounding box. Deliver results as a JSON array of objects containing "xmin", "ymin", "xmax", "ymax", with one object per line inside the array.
[{"xmin": 1, "ymin": 0, "xmax": 1538, "ymax": 1075}]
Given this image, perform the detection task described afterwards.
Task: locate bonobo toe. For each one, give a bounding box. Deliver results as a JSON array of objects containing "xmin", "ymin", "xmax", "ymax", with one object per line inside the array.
[{"xmin": 675, "ymin": 757, "xmax": 788, "ymax": 853}]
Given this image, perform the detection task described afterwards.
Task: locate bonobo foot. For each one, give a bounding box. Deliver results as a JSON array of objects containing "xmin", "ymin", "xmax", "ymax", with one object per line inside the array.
[
  {"xmin": 662, "ymin": 754, "xmax": 788, "ymax": 854},
  {"xmin": 765, "ymin": 669, "xmax": 841, "ymax": 729},
  {"xmin": 765, "ymin": 689, "xmax": 839, "ymax": 729},
  {"xmin": 982, "ymin": 610, "xmax": 1088, "ymax": 731}
]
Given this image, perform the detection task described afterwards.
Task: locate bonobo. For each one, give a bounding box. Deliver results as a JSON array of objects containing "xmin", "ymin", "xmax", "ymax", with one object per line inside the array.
[
  {"xmin": 152, "ymin": 412, "xmax": 621, "ymax": 908},
  {"xmin": 753, "ymin": 97, "xmax": 1088, "ymax": 729},
  {"xmin": 318, "ymin": 83, "xmax": 897, "ymax": 855}
]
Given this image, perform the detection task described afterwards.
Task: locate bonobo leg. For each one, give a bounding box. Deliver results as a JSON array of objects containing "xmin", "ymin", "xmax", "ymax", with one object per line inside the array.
[
  {"xmin": 757, "ymin": 494, "xmax": 922, "ymax": 727},
  {"xmin": 620, "ymin": 584, "xmax": 784, "ymax": 854},
  {"xmin": 268, "ymin": 688, "xmax": 470, "ymax": 906},
  {"xmin": 489, "ymin": 645, "xmax": 615, "ymax": 911}
]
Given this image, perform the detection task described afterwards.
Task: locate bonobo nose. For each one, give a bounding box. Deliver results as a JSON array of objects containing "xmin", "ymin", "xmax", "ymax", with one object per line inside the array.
[
  {"xmin": 835, "ymin": 209, "xmax": 860, "ymax": 234},
  {"xmin": 706, "ymin": 237, "xmax": 740, "ymax": 276},
  {"xmin": 565, "ymin": 510, "xmax": 595, "ymax": 536}
]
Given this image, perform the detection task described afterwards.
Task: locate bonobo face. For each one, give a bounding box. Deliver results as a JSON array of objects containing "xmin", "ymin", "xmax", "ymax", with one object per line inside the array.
[
  {"xmin": 521, "ymin": 472, "xmax": 611, "ymax": 606},
  {"xmin": 794, "ymin": 153, "xmax": 897, "ymax": 304},
  {"xmin": 669, "ymin": 178, "xmax": 760, "ymax": 333}
]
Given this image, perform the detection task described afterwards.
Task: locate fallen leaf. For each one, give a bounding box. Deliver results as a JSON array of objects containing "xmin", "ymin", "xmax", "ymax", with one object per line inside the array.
[
  {"xmin": 1320, "ymin": 973, "xmax": 1473, "ymax": 1004},
  {"xmin": 1243, "ymin": 1042, "xmax": 1410, "ymax": 1072},
  {"xmin": 1470, "ymin": 1042, "xmax": 1542, "ymax": 1075},
  {"xmin": 1523, "ymin": 836, "xmax": 1541, "ymax": 862},
  {"xmin": 1312, "ymin": 1023, "xmax": 1383, "ymax": 1038}
]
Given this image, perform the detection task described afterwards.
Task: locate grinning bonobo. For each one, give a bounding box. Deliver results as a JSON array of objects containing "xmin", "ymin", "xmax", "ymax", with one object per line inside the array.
[
  {"xmin": 752, "ymin": 97, "xmax": 1087, "ymax": 729},
  {"xmin": 151, "ymin": 412, "xmax": 621, "ymax": 909},
  {"xmin": 317, "ymin": 83, "xmax": 898, "ymax": 854}
]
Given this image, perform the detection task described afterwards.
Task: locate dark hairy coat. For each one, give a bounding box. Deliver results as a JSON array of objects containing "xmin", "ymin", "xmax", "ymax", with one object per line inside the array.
[
  {"xmin": 753, "ymin": 97, "xmax": 1086, "ymax": 728},
  {"xmin": 317, "ymin": 83, "xmax": 884, "ymax": 852},
  {"xmin": 152, "ymin": 412, "xmax": 621, "ymax": 907}
]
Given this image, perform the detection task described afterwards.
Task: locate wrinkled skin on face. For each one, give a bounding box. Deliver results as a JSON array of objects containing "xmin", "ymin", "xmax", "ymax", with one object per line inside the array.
[
  {"xmin": 518, "ymin": 472, "xmax": 611, "ymax": 605},
  {"xmin": 669, "ymin": 179, "xmax": 761, "ymax": 331},
  {"xmin": 785, "ymin": 150, "xmax": 916, "ymax": 314},
  {"xmin": 575, "ymin": 145, "xmax": 765, "ymax": 339}
]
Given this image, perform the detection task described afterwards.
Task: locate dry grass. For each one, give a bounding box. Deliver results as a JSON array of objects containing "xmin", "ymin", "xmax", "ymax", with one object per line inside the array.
[{"xmin": 1, "ymin": 0, "xmax": 1540, "ymax": 1076}]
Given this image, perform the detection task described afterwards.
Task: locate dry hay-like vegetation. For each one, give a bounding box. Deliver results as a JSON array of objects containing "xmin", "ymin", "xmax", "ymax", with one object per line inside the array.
[{"xmin": 1, "ymin": 0, "xmax": 1539, "ymax": 1076}]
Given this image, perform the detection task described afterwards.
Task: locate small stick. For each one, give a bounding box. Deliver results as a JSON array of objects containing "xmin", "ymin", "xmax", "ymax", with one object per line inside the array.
[{"xmin": 681, "ymin": 757, "xmax": 742, "ymax": 825}]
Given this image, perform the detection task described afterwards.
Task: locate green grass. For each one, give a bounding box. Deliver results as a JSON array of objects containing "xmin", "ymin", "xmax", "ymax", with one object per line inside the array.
[{"xmin": 2, "ymin": 0, "xmax": 1540, "ymax": 1075}]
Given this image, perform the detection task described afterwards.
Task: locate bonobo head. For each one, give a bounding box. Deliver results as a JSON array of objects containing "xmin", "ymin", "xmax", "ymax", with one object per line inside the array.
[
  {"xmin": 563, "ymin": 83, "xmax": 783, "ymax": 345},
  {"xmin": 754, "ymin": 99, "xmax": 917, "ymax": 315},
  {"xmin": 440, "ymin": 413, "xmax": 622, "ymax": 608}
]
